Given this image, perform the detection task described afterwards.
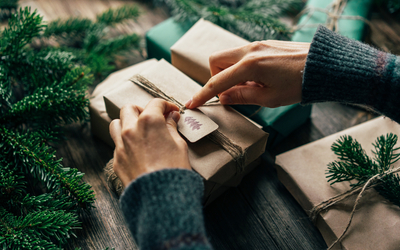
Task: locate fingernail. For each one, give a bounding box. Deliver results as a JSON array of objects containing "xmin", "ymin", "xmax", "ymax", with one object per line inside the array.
[
  {"xmin": 185, "ymin": 98, "xmax": 193, "ymax": 109},
  {"xmin": 168, "ymin": 111, "xmax": 180, "ymax": 123},
  {"xmin": 219, "ymin": 94, "xmax": 232, "ymax": 104}
]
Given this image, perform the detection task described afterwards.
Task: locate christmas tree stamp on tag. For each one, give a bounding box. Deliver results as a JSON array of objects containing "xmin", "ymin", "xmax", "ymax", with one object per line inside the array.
[{"xmin": 178, "ymin": 109, "xmax": 218, "ymax": 143}]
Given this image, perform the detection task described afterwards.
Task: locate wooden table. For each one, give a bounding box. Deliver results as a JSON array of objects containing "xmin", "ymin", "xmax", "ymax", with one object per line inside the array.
[{"xmin": 19, "ymin": 1, "xmax": 399, "ymax": 249}]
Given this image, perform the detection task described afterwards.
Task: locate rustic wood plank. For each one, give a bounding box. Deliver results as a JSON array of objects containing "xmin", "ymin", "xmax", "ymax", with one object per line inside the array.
[
  {"xmin": 205, "ymin": 158, "xmax": 328, "ymax": 250},
  {"xmin": 56, "ymin": 124, "xmax": 138, "ymax": 250},
  {"xmin": 11, "ymin": 1, "xmax": 400, "ymax": 249}
]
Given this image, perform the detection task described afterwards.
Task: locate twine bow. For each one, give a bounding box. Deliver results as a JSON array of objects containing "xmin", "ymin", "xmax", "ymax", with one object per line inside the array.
[
  {"xmin": 292, "ymin": 0, "xmax": 372, "ymax": 34},
  {"xmin": 105, "ymin": 74, "xmax": 247, "ymax": 195},
  {"xmin": 311, "ymin": 165, "xmax": 400, "ymax": 250}
]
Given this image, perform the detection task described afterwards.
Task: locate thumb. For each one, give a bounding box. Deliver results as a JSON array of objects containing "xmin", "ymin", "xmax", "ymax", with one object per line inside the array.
[
  {"xmin": 219, "ymin": 86, "xmax": 275, "ymax": 107},
  {"xmin": 166, "ymin": 111, "xmax": 182, "ymax": 141}
]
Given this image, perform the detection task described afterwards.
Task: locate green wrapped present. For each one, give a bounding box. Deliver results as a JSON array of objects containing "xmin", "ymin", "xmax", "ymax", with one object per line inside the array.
[
  {"xmin": 292, "ymin": 0, "xmax": 373, "ymax": 42},
  {"xmin": 146, "ymin": 18, "xmax": 192, "ymax": 62}
]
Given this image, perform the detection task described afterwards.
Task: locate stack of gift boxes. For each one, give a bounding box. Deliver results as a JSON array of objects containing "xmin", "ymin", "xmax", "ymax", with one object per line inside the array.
[{"xmin": 89, "ymin": 0, "xmax": 394, "ymax": 248}]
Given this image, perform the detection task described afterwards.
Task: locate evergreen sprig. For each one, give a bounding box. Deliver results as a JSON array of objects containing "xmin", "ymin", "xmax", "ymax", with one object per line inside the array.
[
  {"xmin": 327, "ymin": 133, "xmax": 400, "ymax": 207},
  {"xmin": 154, "ymin": 0, "xmax": 304, "ymax": 41}
]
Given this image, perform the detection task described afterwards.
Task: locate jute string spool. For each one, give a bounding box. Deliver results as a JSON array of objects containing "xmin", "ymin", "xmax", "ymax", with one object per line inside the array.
[
  {"xmin": 311, "ymin": 165, "xmax": 400, "ymax": 250},
  {"xmin": 104, "ymin": 74, "xmax": 246, "ymax": 196}
]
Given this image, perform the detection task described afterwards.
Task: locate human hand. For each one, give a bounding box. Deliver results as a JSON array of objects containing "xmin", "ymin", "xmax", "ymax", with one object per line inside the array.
[
  {"xmin": 109, "ymin": 99, "xmax": 191, "ymax": 187},
  {"xmin": 185, "ymin": 40, "xmax": 310, "ymax": 109}
]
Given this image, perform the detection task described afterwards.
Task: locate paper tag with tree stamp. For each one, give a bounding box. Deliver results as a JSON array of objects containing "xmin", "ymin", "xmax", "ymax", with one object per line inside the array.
[{"xmin": 178, "ymin": 109, "xmax": 218, "ymax": 143}]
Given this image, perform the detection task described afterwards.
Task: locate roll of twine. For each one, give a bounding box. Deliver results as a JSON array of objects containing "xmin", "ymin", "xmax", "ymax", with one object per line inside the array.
[{"xmin": 104, "ymin": 74, "xmax": 246, "ymax": 196}]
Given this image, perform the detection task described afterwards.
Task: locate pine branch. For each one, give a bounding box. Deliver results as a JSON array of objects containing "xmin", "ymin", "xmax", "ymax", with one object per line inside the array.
[
  {"xmin": 327, "ymin": 135, "xmax": 377, "ymax": 186},
  {"xmin": 1, "ymin": 68, "xmax": 90, "ymax": 127},
  {"xmin": 93, "ymin": 33, "xmax": 141, "ymax": 57},
  {"xmin": 96, "ymin": 5, "xmax": 140, "ymax": 26},
  {"xmin": 156, "ymin": 0, "xmax": 303, "ymax": 40},
  {"xmin": 0, "ymin": 7, "xmax": 44, "ymax": 64},
  {"xmin": 43, "ymin": 18, "xmax": 93, "ymax": 38},
  {"xmin": 0, "ymin": 206, "xmax": 80, "ymax": 249},
  {"xmin": 0, "ymin": 160, "xmax": 26, "ymax": 202},
  {"xmin": 327, "ymin": 133, "xmax": 400, "ymax": 208},
  {"xmin": 0, "ymin": 128, "xmax": 95, "ymax": 210}
]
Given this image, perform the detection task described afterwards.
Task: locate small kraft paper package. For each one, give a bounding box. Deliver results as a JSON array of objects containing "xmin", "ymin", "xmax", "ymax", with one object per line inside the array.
[
  {"xmin": 103, "ymin": 59, "xmax": 268, "ymax": 205},
  {"xmin": 170, "ymin": 19, "xmax": 311, "ymax": 147},
  {"xmin": 89, "ymin": 59, "xmax": 158, "ymax": 146},
  {"xmin": 275, "ymin": 117, "xmax": 400, "ymax": 250}
]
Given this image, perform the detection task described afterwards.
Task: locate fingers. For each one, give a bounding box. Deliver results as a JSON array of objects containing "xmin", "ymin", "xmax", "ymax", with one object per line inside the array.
[
  {"xmin": 188, "ymin": 62, "xmax": 250, "ymax": 109},
  {"xmin": 209, "ymin": 45, "xmax": 247, "ymax": 76},
  {"xmin": 141, "ymin": 99, "xmax": 180, "ymax": 120},
  {"xmin": 120, "ymin": 104, "xmax": 143, "ymax": 130},
  {"xmin": 165, "ymin": 111, "xmax": 182, "ymax": 142},
  {"xmin": 219, "ymin": 86, "xmax": 279, "ymax": 107},
  {"xmin": 110, "ymin": 119, "xmax": 123, "ymax": 147}
]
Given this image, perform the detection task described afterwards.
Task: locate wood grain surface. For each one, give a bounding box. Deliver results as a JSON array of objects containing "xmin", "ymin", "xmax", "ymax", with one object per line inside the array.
[{"xmin": 16, "ymin": 1, "xmax": 398, "ymax": 249}]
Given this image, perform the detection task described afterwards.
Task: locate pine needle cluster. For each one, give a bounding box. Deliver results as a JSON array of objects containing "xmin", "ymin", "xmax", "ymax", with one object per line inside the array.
[
  {"xmin": 153, "ymin": 0, "xmax": 304, "ymax": 41},
  {"xmin": 327, "ymin": 133, "xmax": 400, "ymax": 207},
  {"xmin": 40, "ymin": 4, "xmax": 141, "ymax": 79}
]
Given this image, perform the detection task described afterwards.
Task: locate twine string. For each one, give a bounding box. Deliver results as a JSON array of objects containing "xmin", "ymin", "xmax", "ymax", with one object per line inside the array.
[
  {"xmin": 291, "ymin": 0, "xmax": 373, "ymax": 34},
  {"xmin": 130, "ymin": 74, "xmax": 246, "ymax": 172},
  {"xmin": 311, "ymin": 165, "xmax": 400, "ymax": 250}
]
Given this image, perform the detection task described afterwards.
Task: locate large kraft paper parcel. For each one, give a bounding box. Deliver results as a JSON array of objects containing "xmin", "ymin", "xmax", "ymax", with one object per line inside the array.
[
  {"xmin": 275, "ymin": 117, "xmax": 400, "ymax": 250},
  {"xmin": 103, "ymin": 59, "xmax": 268, "ymax": 205},
  {"xmin": 171, "ymin": 19, "xmax": 248, "ymax": 85}
]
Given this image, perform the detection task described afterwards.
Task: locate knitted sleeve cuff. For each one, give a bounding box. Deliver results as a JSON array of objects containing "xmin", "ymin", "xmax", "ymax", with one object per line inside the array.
[
  {"xmin": 120, "ymin": 168, "xmax": 211, "ymax": 250},
  {"xmin": 301, "ymin": 26, "xmax": 399, "ymax": 121}
]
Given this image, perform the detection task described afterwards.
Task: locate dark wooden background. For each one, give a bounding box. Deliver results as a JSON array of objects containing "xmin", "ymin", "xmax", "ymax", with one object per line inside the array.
[{"xmin": 18, "ymin": 1, "xmax": 400, "ymax": 249}]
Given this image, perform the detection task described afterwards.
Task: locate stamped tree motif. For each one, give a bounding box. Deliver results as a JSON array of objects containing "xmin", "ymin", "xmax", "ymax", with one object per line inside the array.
[{"xmin": 185, "ymin": 116, "xmax": 202, "ymax": 130}]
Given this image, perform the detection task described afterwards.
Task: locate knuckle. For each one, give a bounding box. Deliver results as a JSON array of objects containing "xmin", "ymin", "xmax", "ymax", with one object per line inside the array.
[
  {"xmin": 249, "ymin": 41, "xmax": 264, "ymax": 51},
  {"xmin": 177, "ymin": 139, "xmax": 188, "ymax": 151},
  {"xmin": 206, "ymin": 79, "xmax": 216, "ymax": 90},
  {"xmin": 138, "ymin": 113, "xmax": 162, "ymax": 126},
  {"xmin": 121, "ymin": 103, "xmax": 137, "ymax": 113},
  {"xmin": 233, "ymin": 89, "xmax": 247, "ymax": 104},
  {"xmin": 121, "ymin": 128, "xmax": 134, "ymax": 140}
]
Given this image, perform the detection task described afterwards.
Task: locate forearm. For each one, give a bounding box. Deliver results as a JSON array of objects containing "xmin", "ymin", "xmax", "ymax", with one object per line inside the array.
[
  {"xmin": 302, "ymin": 26, "xmax": 400, "ymax": 123},
  {"xmin": 120, "ymin": 169, "xmax": 212, "ymax": 250}
]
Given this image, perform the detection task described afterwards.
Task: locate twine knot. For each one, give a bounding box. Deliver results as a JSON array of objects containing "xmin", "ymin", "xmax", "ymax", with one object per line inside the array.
[{"xmin": 311, "ymin": 165, "xmax": 400, "ymax": 250}]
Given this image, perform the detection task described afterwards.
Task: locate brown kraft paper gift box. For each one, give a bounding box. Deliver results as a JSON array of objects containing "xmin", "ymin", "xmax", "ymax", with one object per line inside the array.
[
  {"xmin": 89, "ymin": 59, "xmax": 158, "ymax": 146},
  {"xmin": 103, "ymin": 59, "xmax": 268, "ymax": 205},
  {"xmin": 275, "ymin": 117, "xmax": 400, "ymax": 250},
  {"xmin": 171, "ymin": 19, "xmax": 248, "ymax": 85}
]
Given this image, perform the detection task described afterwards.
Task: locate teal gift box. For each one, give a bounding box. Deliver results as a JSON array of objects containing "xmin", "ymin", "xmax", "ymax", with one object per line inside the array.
[
  {"xmin": 292, "ymin": 0, "xmax": 373, "ymax": 42},
  {"xmin": 146, "ymin": 18, "xmax": 192, "ymax": 62}
]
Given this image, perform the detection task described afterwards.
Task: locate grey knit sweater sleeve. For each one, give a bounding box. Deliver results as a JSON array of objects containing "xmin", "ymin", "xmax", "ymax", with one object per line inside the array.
[
  {"xmin": 302, "ymin": 26, "xmax": 400, "ymax": 123},
  {"xmin": 120, "ymin": 169, "xmax": 212, "ymax": 250}
]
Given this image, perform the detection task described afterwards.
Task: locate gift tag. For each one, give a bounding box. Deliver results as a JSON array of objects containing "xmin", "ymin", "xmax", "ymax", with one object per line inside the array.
[{"xmin": 177, "ymin": 109, "xmax": 218, "ymax": 143}]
